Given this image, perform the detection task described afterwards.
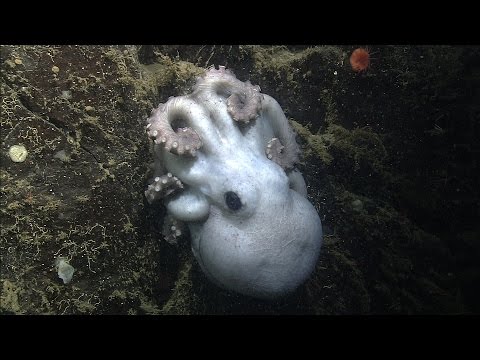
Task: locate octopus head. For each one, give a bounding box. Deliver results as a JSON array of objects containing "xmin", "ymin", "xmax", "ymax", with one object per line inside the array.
[{"xmin": 188, "ymin": 159, "xmax": 323, "ymax": 300}]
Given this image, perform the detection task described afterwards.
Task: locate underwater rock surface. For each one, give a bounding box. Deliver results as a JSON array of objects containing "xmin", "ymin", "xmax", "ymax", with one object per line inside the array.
[{"xmin": 1, "ymin": 45, "xmax": 478, "ymax": 314}]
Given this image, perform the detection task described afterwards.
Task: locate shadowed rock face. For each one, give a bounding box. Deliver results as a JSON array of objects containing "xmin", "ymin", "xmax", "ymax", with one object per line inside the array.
[
  {"xmin": 0, "ymin": 45, "xmax": 164, "ymax": 314},
  {"xmin": 2, "ymin": 45, "xmax": 473, "ymax": 314},
  {"xmin": 146, "ymin": 66, "xmax": 322, "ymax": 299}
]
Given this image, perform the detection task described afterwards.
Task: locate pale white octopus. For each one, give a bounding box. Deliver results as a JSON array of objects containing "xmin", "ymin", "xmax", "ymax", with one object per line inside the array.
[{"xmin": 145, "ymin": 66, "xmax": 322, "ymax": 299}]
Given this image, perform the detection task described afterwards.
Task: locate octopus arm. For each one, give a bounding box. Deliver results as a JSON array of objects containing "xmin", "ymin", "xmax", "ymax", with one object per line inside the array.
[
  {"xmin": 287, "ymin": 169, "xmax": 308, "ymax": 198},
  {"xmin": 261, "ymin": 95, "xmax": 301, "ymax": 169},
  {"xmin": 165, "ymin": 188, "xmax": 210, "ymax": 222}
]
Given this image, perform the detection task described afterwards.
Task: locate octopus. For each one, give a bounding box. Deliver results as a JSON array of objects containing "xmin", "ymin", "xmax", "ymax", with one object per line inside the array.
[{"xmin": 145, "ymin": 66, "xmax": 322, "ymax": 300}]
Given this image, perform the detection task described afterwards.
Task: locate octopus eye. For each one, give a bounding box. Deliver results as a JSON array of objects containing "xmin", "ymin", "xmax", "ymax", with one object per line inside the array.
[{"xmin": 225, "ymin": 191, "xmax": 242, "ymax": 211}]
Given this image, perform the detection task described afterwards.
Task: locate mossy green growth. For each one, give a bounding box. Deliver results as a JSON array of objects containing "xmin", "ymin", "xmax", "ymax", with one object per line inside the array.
[
  {"xmin": 160, "ymin": 256, "xmax": 201, "ymax": 315},
  {"xmin": 290, "ymin": 120, "xmax": 334, "ymax": 165}
]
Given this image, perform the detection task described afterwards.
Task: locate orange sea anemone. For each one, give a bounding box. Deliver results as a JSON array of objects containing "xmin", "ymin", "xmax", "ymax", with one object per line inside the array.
[{"xmin": 350, "ymin": 47, "xmax": 370, "ymax": 73}]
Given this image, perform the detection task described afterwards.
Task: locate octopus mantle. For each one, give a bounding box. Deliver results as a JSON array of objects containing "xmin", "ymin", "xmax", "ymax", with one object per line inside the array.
[{"xmin": 145, "ymin": 66, "xmax": 322, "ymax": 299}]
